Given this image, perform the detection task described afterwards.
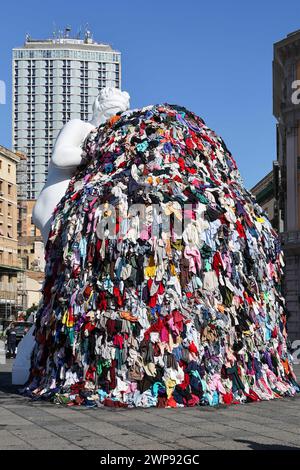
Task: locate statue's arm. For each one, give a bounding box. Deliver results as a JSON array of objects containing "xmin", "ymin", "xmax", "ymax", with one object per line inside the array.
[{"xmin": 51, "ymin": 119, "xmax": 94, "ymax": 169}]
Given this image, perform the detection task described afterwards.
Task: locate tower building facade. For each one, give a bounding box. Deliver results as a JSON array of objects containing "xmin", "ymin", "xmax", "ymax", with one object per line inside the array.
[{"xmin": 12, "ymin": 31, "xmax": 121, "ymax": 198}]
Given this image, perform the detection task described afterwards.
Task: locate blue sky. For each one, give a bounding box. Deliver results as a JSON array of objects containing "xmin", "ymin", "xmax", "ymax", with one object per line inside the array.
[{"xmin": 1, "ymin": 0, "xmax": 300, "ymax": 188}]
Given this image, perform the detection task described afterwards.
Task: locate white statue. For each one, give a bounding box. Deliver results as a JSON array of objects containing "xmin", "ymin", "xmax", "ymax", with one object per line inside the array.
[
  {"xmin": 32, "ymin": 87, "xmax": 130, "ymax": 244},
  {"xmin": 12, "ymin": 87, "xmax": 130, "ymax": 385}
]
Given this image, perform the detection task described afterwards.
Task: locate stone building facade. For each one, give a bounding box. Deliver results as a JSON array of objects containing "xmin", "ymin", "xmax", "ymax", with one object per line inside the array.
[
  {"xmin": 273, "ymin": 29, "xmax": 300, "ymax": 340},
  {"xmin": 0, "ymin": 145, "xmax": 22, "ymax": 321}
]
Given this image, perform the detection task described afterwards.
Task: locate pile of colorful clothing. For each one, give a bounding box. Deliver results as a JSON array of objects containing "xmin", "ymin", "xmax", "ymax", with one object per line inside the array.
[{"xmin": 23, "ymin": 103, "xmax": 299, "ymax": 408}]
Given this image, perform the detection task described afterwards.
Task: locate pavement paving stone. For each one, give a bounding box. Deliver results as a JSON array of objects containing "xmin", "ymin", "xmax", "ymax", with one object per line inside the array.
[
  {"xmin": 169, "ymin": 438, "xmax": 217, "ymax": 450},
  {"xmin": 1, "ymin": 361, "xmax": 300, "ymax": 450}
]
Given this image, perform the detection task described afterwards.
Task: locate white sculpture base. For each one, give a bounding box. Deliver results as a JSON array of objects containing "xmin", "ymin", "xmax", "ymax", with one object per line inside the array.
[
  {"xmin": 12, "ymin": 325, "xmax": 35, "ymax": 385},
  {"xmin": 0, "ymin": 339, "xmax": 6, "ymax": 365}
]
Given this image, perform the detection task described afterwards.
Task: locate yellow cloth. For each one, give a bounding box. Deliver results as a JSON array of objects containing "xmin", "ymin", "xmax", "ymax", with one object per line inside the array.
[
  {"xmin": 170, "ymin": 264, "xmax": 177, "ymax": 276},
  {"xmin": 144, "ymin": 255, "xmax": 157, "ymax": 277},
  {"xmin": 165, "ymin": 378, "xmax": 177, "ymax": 398}
]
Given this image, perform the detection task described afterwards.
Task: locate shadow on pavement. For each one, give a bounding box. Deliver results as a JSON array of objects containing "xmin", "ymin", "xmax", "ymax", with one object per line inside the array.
[
  {"xmin": 235, "ymin": 439, "xmax": 300, "ymax": 450},
  {"xmin": 0, "ymin": 369, "xmax": 19, "ymax": 395}
]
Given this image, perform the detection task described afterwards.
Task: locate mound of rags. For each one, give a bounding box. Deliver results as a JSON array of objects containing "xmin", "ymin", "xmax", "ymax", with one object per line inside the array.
[{"xmin": 23, "ymin": 103, "xmax": 299, "ymax": 408}]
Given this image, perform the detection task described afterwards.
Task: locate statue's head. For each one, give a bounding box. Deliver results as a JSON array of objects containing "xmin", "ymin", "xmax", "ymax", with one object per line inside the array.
[{"xmin": 92, "ymin": 87, "xmax": 130, "ymax": 125}]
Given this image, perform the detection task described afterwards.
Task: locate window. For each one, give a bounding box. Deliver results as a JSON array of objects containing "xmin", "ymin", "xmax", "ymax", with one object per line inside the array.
[
  {"xmin": 0, "ymin": 180, "xmax": 2, "ymax": 192},
  {"xmin": 0, "ymin": 201, "xmax": 3, "ymax": 213},
  {"xmin": 8, "ymin": 184, "xmax": 12, "ymax": 195},
  {"xmin": 8, "ymin": 274, "xmax": 15, "ymax": 292},
  {"xmin": 30, "ymin": 226, "xmax": 36, "ymax": 236},
  {"xmin": 8, "ymin": 164, "xmax": 11, "ymax": 174},
  {"xmin": 0, "ymin": 160, "xmax": 2, "ymax": 170},
  {"xmin": 8, "ymin": 204, "xmax": 12, "ymax": 217}
]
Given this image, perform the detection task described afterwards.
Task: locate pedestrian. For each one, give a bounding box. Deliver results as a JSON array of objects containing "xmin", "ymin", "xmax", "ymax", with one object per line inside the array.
[{"xmin": 6, "ymin": 323, "xmax": 17, "ymax": 358}]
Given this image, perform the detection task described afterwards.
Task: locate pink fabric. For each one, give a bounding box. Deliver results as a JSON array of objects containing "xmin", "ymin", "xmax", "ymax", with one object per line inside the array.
[
  {"xmin": 222, "ymin": 251, "xmax": 232, "ymax": 277},
  {"xmin": 160, "ymin": 326, "xmax": 169, "ymax": 343},
  {"xmin": 208, "ymin": 373, "xmax": 226, "ymax": 394},
  {"xmin": 184, "ymin": 247, "xmax": 201, "ymax": 274}
]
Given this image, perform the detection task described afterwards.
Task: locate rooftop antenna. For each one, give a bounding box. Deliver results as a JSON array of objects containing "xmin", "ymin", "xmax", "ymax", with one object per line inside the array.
[
  {"xmin": 84, "ymin": 23, "xmax": 93, "ymax": 43},
  {"xmin": 77, "ymin": 25, "xmax": 82, "ymax": 39},
  {"xmin": 52, "ymin": 21, "xmax": 57, "ymax": 39},
  {"xmin": 64, "ymin": 25, "xmax": 71, "ymax": 38}
]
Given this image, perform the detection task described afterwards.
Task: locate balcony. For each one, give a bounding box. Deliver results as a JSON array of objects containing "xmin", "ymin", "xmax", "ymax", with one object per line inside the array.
[
  {"xmin": 0, "ymin": 263, "xmax": 23, "ymax": 272},
  {"xmin": 0, "ymin": 289, "xmax": 17, "ymax": 302}
]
